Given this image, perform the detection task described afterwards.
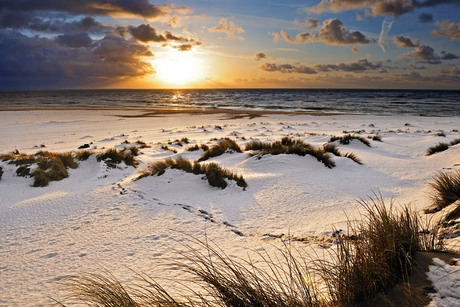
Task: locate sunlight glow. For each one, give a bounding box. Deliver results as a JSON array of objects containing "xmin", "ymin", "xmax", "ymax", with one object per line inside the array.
[{"xmin": 153, "ymin": 51, "xmax": 205, "ymax": 87}]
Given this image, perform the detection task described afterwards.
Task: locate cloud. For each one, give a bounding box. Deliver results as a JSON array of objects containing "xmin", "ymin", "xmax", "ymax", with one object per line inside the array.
[
  {"xmin": 308, "ymin": 0, "xmax": 459, "ymax": 17},
  {"xmin": 123, "ymin": 24, "xmax": 201, "ymax": 49},
  {"xmin": 440, "ymin": 51, "xmax": 459, "ymax": 60},
  {"xmin": 168, "ymin": 16, "xmax": 181, "ymax": 28},
  {"xmin": 294, "ymin": 17, "xmax": 320, "ymax": 30},
  {"xmin": 276, "ymin": 18, "xmax": 370, "ymax": 46},
  {"xmin": 378, "ymin": 16, "xmax": 395, "ymax": 52},
  {"xmin": 352, "ymin": 46, "xmax": 359, "ymax": 53},
  {"xmin": 316, "ymin": 58, "xmax": 383, "ymax": 72},
  {"xmin": 252, "ymin": 52, "xmax": 274, "ymax": 61},
  {"xmin": 259, "ymin": 58, "xmax": 383, "ymax": 75},
  {"xmin": 55, "ymin": 32, "xmax": 93, "ymax": 48},
  {"xmin": 393, "ymin": 35, "xmax": 420, "ymax": 48},
  {"xmin": 432, "ymin": 20, "xmax": 460, "ymax": 40},
  {"xmin": 418, "ymin": 13, "xmax": 433, "ymax": 23},
  {"xmin": 0, "ymin": 0, "xmax": 179, "ymax": 18},
  {"xmin": 0, "ymin": 11, "xmax": 112, "ymax": 33},
  {"xmin": 400, "ymin": 44, "xmax": 440, "ymax": 63},
  {"xmin": 209, "ymin": 18, "xmax": 244, "ymax": 40},
  {"xmin": 259, "ymin": 63, "xmax": 317, "ymax": 74},
  {"xmin": 0, "ymin": 29, "xmax": 153, "ymax": 83}
]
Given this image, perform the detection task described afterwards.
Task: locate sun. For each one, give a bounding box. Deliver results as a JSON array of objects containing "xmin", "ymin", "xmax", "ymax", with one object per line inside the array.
[{"xmin": 153, "ymin": 51, "xmax": 205, "ymax": 87}]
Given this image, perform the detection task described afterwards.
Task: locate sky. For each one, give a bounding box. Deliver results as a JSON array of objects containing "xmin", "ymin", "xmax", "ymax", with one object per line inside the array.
[{"xmin": 0, "ymin": 0, "xmax": 459, "ymax": 90}]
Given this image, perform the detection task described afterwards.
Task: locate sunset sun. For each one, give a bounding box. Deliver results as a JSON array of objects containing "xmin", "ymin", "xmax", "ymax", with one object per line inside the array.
[{"xmin": 153, "ymin": 51, "xmax": 205, "ymax": 87}]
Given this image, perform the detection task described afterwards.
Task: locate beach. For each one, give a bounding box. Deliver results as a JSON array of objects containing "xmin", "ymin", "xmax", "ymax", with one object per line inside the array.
[{"xmin": 0, "ymin": 109, "xmax": 459, "ymax": 306}]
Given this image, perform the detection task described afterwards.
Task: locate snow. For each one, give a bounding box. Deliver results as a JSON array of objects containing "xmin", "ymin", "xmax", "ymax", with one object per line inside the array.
[
  {"xmin": 427, "ymin": 257, "xmax": 460, "ymax": 306},
  {"xmin": 0, "ymin": 110, "xmax": 459, "ymax": 306}
]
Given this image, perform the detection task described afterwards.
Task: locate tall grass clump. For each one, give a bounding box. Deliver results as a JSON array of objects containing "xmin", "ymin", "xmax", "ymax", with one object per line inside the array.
[
  {"xmin": 450, "ymin": 138, "xmax": 460, "ymax": 146},
  {"xmin": 75, "ymin": 150, "xmax": 93, "ymax": 161},
  {"xmin": 424, "ymin": 171, "xmax": 460, "ymax": 218},
  {"xmin": 97, "ymin": 148, "xmax": 138, "ymax": 168},
  {"xmin": 137, "ymin": 156, "xmax": 247, "ymax": 189},
  {"xmin": 329, "ymin": 135, "xmax": 371, "ymax": 147},
  {"xmin": 426, "ymin": 142, "xmax": 449, "ymax": 156},
  {"xmin": 0, "ymin": 151, "xmax": 79, "ymax": 187},
  {"xmin": 197, "ymin": 138, "xmax": 242, "ymax": 162},
  {"xmin": 0, "ymin": 166, "xmax": 3, "ymax": 181},
  {"xmin": 247, "ymin": 137, "xmax": 335, "ymax": 168},
  {"xmin": 320, "ymin": 195, "xmax": 443, "ymax": 305}
]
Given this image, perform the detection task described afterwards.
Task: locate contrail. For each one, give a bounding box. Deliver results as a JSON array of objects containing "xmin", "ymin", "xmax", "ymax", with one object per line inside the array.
[{"xmin": 378, "ymin": 16, "xmax": 395, "ymax": 53}]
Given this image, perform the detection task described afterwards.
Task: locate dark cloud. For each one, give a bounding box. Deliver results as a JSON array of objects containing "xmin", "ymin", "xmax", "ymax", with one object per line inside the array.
[
  {"xmin": 309, "ymin": 0, "xmax": 459, "ymax": 16},
  {"xmin": 259, "ymin": 63, "xmax": 317, "ymax": 74},
  {"xmin": 432, "ymin": 20, "xmax": 460, "ymax": 40},
  {"xmin": 277, "ymin": 18, "xmax": 370, "ymax": 45},
  {"xmin": 315, "ymin": 59, "xmax": 383, "ymax": 72},
  {"xmin": 0, "ymin": 10, "xmax": 111, "ymax": 33},
  {"xmin": 259, "ymin": 59, "xmax": 383, "ymax": 74},
  {"xmin": 440, "ymin": 51, "xmax": 459, "ymax": 60},
  {"xmin": 393, "ymin": 35, "xmax": 419, "ymax": 48},
  {"xmin": 401, "ymin": 44, "xmax": 440, "ymax": 63},
  {"xmin": 0, "ymin": 29, "xmax": 153, "ymax": 84},
  {"xmin": 418, "ymin": 13, "xmax": 433, "ymax": 23},
  {"xmin": 0, "ymin": 0, "xmax": 172, "ymax": 18},
  {"xmin": 55, "ymin": 32, "xmax": 93, "ymax": 48},
  {"xmin": 208, "ymin": 18, "xmax": 245, "ymax": 40},
  {"xmin": 408, "ymin": 64, "xmax": 426, "ymax": 69},
  {"xmin": 253, "ymin": 52, "xmax": 268, "ymax": 61},
  {"xmin": 294, "ymin": 17, "xmax": 320, "ymax": 30}
]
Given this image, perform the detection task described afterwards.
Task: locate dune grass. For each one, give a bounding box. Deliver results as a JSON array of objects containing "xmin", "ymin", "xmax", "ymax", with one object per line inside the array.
[
  {"xmin": 426, "ymin": 138, "xmax": 460, "ymax": 156},
  {"xmin": 57, "ymin": 195, "xmax": 445, "ymax": 306},
  {"xmin": 137, "ymin": 156, "xmax": 247, "ymax": 189},
  {"xmin": 246, "ymin": 137, "xmax": 336, "ymax": 169},
  {"xmin": 329, "ymin": 134, "xmax": 371, "ymax": 147},
  {"xmin": 0, "ymin": 166, "xmax": 3, "ymax": 181},
  {"xmin": 0, "ymin": 150, "xmax": 79, "ymax": 187},
  {"xmin": 424, "ymin": 171, "xmax": 460, "ymax": 220},
  {"xmin": 197, "ymin": 138, "xmax": 242, "ymax": 162},
  {"xmin": 323, "ymin": 143, "xmax": 362, "ymax": 165},
  {"xmin": 75, "ymin": 150, "xmax": 93, "ymax": 161},
  {"xmin": 97, "ymin": 148, "xmax": 138, "ymax": 168},
  {"xmin": 186, "ymin": 144, "xmax": 209, "ymax": 152},
  {"xmin": 426, "ymin": 142, "xmax": 449, "ymax": 156}
]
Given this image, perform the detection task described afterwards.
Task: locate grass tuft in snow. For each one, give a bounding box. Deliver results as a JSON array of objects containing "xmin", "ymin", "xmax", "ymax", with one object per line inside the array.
[
  {"xmin": 321, "ymin": 195, "xmax": 443, "ymax": 305},
  {"xmin": 197, "ymin": 138, "xmax": 242, "ymax": 162},
  {"xmin": 137, "ymin": 156, "xmax": 247, "ymax": 189},
  {"xmin": 371, "ymin": 135, "xmax": 382, "ymax": 142},
  {"xmin": 342, "ymin": 152, "xmax": 363, "ymax": 165},
  {"xmin": 323, "ymin": 143, "xmax": 363, "ymax": 165},
  {"xmin": 75, "ymin": 150, "xmax": 93, "ymax": 161},
  {"xmin": 329, "ymin": 134, "xmax": 371, "ymax": 147},
  {"xmin": 58, "ymin": 196, "xmax": 446, "ymax": 306},
  {"xmin": 424, "ymin": 171, "xmax": 460, "ymax": 220},
  {"xmin": 450, "ymin": 138, "xmax": 460, "ymax": 146},
  {"xmin": 0, "ymin": 166, "xmax": 3, "ymax": 181},
  {"xmin": 426, "ymin": 142, "xmax": 449, "ymax": 156},
  {"xmin": 186, "ymin": 144, "xmax": 209, "ymax": 152},
  {"xmin": 247, "ymin": 137, "xmax": 336, "ymax": 168},
  {"xmin": 161, "ymin": 145, "xmax": 178, "ymax": 154},
  {"xmin": 97, "ymin": 148, "xmax": 138, "ymax": 168}
]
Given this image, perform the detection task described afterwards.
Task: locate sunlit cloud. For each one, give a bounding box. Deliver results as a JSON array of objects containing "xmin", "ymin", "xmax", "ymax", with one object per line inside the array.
[
  {"xmin": 432, "ymin": 20, "xmax": 460, "ymax": 41},
  {"xmin": 275, "ymin": 18, "xmax": 370, "ymax": 46},
  {"xmin": 208, "ymin": 18, "xmax": 245, "ymax": 40},
  {"xmin": 393, "ymin": 35, "xmax": 420, "ymax": 48}
]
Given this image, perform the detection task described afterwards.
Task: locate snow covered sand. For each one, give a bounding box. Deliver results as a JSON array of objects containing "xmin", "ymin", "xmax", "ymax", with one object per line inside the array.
[{"xmin": 0, "ymin": 109, "xmax": 459, "ymax": 306}]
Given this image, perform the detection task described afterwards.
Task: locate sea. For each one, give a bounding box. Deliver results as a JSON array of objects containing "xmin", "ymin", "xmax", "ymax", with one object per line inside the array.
[{"xmin": 0, "ymin": 89, "xmax": 459, "ymax": 116}]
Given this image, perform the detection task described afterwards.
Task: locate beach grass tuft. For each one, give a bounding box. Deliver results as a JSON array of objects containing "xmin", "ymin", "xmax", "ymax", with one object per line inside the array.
[
  {"xmin": 329, "ymin": 134, "xmax": 371, "ymax": 147},
  {"xmin": 426, "ymin": 142, "xmax": 449, "ymax": 156},
  {"xmin": 450, "ymin": 138, "xmax": 460, "ymax": 146},
  {"xmin": 75, "ymin": 150, "xmax": 93, "ymax": 161},
  {"xmin": 197, "ymin": 138, "xmax": 242, "ymax": 162},
  {"xmin": 161, "ymin": 145, "xmax": 178, "ymax": 153},
  {"xmin": 424, "ymin": 171, "xmax": 460, "ymax": 218},
  {"xmin": 0, "ymin": 166, "xmax": 3, "ymax": 181},
  {"xmin": 137, "ymin": 156, "xmax": 247, "ymax": 189},
  {"xmin": 97, "ymin": 148, "xmax": 138, "ymax": 168},
  {"xmin": 342, "ymin": 152, "xmax": 363, "ymax": 165},
  {"xmin": 371, "ymin": 135, "xmax": 382, "ymax": 142},
  {"xmin": 247, "ymin": 137, "xmax": 336, "ymax": 168}
]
